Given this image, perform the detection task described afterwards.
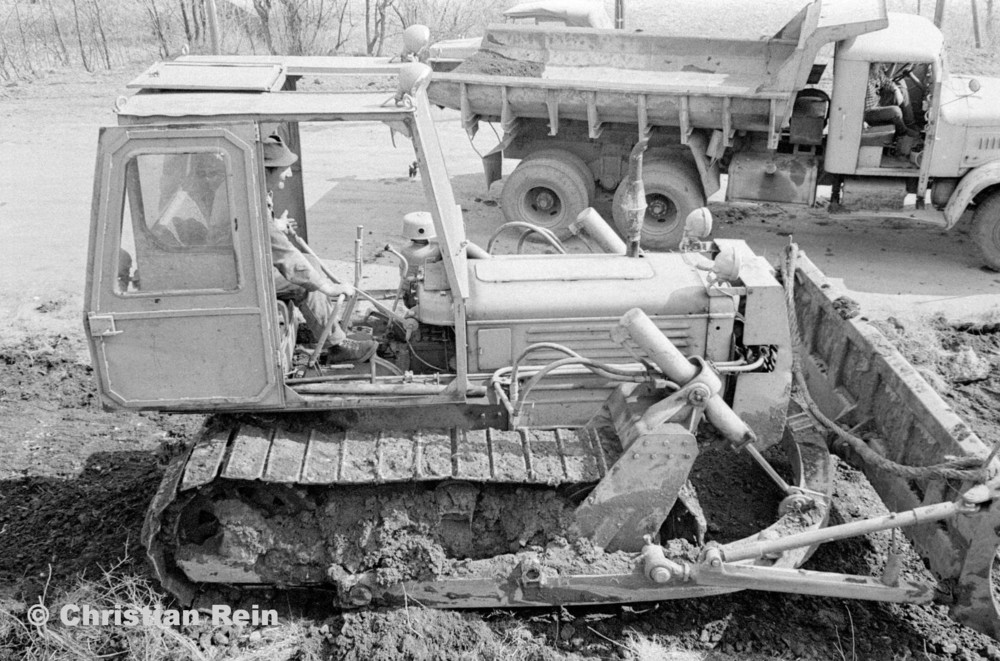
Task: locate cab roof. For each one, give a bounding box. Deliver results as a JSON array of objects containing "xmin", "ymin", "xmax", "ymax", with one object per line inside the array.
[
  {"xmin": 118, "ymin": 57, "xmax": 408, "ymax": 125},
  {"xmin": 836, "ymin": 12, "xmax": 943, "ymax": 62}
]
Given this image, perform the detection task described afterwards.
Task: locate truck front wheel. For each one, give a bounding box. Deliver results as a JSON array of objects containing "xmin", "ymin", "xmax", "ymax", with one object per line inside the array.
[
  {"xmin": 973, "ymin": 192, "xmax": 1000, "ymax": 270},
  {"xmin": 500, "ymin": 157, "xmax": 590, "ymax": 236},
  {"xmin": 612, "ymin": 158, "xmax": 705, "ymax": 250}
]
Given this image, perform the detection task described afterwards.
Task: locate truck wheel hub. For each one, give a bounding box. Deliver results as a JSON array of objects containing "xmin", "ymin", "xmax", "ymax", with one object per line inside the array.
[
  {"xmin": 647, "ymin": 195, "xmax": 673, "ymax": 222},
  {"xmin": 531, "ymin": 188, "xmax": 558, "ymax": 213}
]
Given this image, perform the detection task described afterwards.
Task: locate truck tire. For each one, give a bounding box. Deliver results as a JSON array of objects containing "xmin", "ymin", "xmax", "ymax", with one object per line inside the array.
[
  {"xmin": 611, "ymin": 158, "xmax": 705, "ymax": 250},
  {"xmin": 522, "ymin": 149, "xmax": 596, "ymax": 201},
  {"xmin": 973, "ymin": 191, "xmax": 1000, "ymax": 270},
  {"xmin": 500, "ymin": 157, "xmax": 590, "ymax": 236}
]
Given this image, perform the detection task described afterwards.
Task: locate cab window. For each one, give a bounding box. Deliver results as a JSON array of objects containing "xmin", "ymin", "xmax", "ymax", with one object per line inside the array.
[{"xmin": 117, "ymin": 151, "xmax": 239, "ymax": 294}]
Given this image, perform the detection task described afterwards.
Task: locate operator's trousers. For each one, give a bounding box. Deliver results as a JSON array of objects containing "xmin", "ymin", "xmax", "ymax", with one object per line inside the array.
[
  {"xmin": 864, "ymin": 85, "xmax": 916, "ymax": 136},
  {"xmin": 274, "ymin": 268, "xmax": 334, "ymax": 343}
]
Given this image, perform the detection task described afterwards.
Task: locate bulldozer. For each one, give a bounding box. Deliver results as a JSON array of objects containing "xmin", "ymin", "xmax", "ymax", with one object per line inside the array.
[{"xmin": 84, "ymin": 58, "xmax": 1000, "ymax": 637}]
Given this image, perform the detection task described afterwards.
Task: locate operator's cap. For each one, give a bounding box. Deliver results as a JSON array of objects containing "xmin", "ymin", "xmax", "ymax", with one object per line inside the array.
[{"xmin": 263, "ymin": 134, "xmax": 298, "ymax": 168}]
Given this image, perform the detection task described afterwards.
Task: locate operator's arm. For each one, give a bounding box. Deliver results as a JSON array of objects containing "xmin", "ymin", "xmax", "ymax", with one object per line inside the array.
[{"xmin": 269, "ymin": 223, "xmax": 353, "ymax": 297}]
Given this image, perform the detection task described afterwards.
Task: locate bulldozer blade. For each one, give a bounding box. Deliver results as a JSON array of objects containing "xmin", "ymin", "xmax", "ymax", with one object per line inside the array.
[
  {"xmin": 575, "ymin": 423, "xmax": 697, "ymax": 551},
  {"xmin": 792, "ymin": 250, "xmax": 1000, "ymax": 637}
]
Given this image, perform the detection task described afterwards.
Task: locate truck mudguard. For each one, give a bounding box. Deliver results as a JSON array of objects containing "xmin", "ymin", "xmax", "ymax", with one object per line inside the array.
[{"xmin": 944, "ymin": 161, "xmax": 1000, "ymax": 228}]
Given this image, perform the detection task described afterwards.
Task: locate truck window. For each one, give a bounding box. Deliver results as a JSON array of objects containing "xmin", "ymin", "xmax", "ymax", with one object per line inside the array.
[{"xmin": 117, "ymin": 151, "xmax": 239, "ymax": 294}]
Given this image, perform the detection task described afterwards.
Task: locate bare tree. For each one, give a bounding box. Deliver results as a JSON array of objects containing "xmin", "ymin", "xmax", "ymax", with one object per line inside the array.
[
  {"xmin": 142, "ymin": 0, "xmax": 172, "ymax": 58},
  {"xmin": 180, "ymin": 0, "xmax": 193, "ymax": 42},
  {"xmin": 299, "ymin": 0, "xmax": 353, "ymax": 54},
  {"xmin": 194, "ymin": 0, "xmax": 206, "ymax": 42},
  {"xmin": 69, "ymin": 0, "xmax": 93, "ymax": 71},
  {"xmin": 393, "ymin": 0, "xmax": 499, "ymax": 40},
  {"xmin": 206, "ymin": 0, "xmax": 220, "ymax": 53},
  {"xmin": 365, "ymin": 0, "xmax": 394, "ymax": 55},
  {"xmin": 45, "ymin": 0, "xmax": 71, "ymax": 65},
  {"xmin": 12, "ymin": 2, "xmax": 36, "ymax": 75},
  {"xmin": 330, "ymin": 0, "xmax": 354, "ymax": 52},
  {"xmin": 0, "ymin": 13, "xmax": 15, "ymax": 80},
  {"xmin": 277, "ymin": 0, "xmax": 304, "ymax": 54},
  {"xmin": 252, "ymin": 0, "xmax": 276, "ymax": 54},
  {"xmin": 90, "ymin": 0, "xmax": 113, "ymax": 69}
]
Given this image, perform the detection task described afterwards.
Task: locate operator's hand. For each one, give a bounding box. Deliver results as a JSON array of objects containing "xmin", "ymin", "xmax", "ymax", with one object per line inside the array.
[
  {"xmin": 319, "ymin": 281, "xmax": 355, "ymax": 298},
  {"xmin": 274, "ymin": 210, "xmax": 298, "ymax": 234}
]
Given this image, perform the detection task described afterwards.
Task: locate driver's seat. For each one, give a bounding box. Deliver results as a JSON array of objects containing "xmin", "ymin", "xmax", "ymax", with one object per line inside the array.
[{"xmin": 860, "ymin": 124, "xmax": 895, "ymax": 146}]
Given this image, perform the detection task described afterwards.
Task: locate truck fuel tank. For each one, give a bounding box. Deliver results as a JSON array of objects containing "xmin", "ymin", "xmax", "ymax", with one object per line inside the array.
[{"xmin": 726, "ymin": 152, "xmax": 819, "ymax": 206}]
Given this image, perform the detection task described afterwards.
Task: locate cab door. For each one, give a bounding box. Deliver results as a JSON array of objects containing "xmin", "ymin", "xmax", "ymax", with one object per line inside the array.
[{"xmin": 85, "ymin": 123, "xmax": 283, "ymax": 410}]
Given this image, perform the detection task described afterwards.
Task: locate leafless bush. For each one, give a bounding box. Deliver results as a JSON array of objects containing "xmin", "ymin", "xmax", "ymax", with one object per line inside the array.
[
  {"xmin": 392, "ymin": 0, "xmax": 503, "ymax": 41},
  {"xmin": 0, "ymin": 0, "xmax": 511, "ymax": 81},
  {"xmin": 0, "ymin": 0, "xmax": 162, "ymax": 81},
  {"xmin": 249, "ymin": 0, "xmax": 355, "ymax": 55},
  {"xmin": 364, "ymin": 0, "xmax": 391, "ymax": 55}
]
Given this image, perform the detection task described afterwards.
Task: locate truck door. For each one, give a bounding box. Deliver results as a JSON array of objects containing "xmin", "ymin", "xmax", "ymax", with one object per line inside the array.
[{"xmin": 85, "ymin": 123, "xmax": 283, "ymax": 410}]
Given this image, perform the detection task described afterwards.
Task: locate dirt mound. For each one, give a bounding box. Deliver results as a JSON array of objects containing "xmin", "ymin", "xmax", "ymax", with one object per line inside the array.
[
  {"xmin": 0, "ymin": 335, "xmax": 200, "ymax": 603},
  {"xmin": 1, "ymin": 334, "xmax": 96, "ymax": 410},
  {"xmin": 455, "ymin": 50, "xmax": 543, "ymax": 77},
  {"xmin": 0, "ymin": 452, "xmax": 162, "ymax": 601},
  {"xmin": 871, "ymin": 314, "xmax": 1000, "ymax": 445}
]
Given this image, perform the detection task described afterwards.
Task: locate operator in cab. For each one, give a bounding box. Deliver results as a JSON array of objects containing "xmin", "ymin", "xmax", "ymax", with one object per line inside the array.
[{"xmin": 263, "ymin": 135, "xmax": 378, "ymax": 364}]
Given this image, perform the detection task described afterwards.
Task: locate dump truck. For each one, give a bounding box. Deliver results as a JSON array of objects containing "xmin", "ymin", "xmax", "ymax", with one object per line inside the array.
[
  {"xmin": 420, "ymin": 0, "xmax": 1000, "ymax": 268},
  {"xmin": 84, "ymin": 58, "xmax": 1000, "ymax": 638}
]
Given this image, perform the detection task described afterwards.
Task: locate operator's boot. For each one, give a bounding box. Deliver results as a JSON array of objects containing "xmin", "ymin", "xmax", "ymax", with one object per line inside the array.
[{"xmin": 325, "ymin": 337, "xmax": 378, "ymax": 364}]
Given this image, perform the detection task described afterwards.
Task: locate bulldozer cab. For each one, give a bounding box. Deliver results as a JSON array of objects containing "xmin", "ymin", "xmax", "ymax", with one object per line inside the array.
[
  {"xmin": 84, "ymin": 60, "xmax": 471, "ymax": 412},
  {"xmin": 86, "ymin": 122, "xmax": 286, "ymax": 409}
]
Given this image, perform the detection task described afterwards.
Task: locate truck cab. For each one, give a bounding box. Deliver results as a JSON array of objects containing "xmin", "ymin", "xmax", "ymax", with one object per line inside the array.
[
  {"xmin": 818, "ymin": 11, "xmax": 1000, "ymax": 266},
  {"xmin": 825, "ymin": 13, "xmax": 943, "ymax": 176}
]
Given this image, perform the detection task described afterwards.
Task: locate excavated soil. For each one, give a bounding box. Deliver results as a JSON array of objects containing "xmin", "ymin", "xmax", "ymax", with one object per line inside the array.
[
  {"xmin": 0, "ymin": 336, "xmax": 196, "ymax": 597},
  {"xmin": 454, "ymin": 50, "xmax": 544, "ymax": 78},
  {"xmin": 5, "ymin": 335, "xmax": 1000, "ymax": 660},
  {"xmin": 871, "ymin": 315, "xmax": 1000, "ymax": 447}
]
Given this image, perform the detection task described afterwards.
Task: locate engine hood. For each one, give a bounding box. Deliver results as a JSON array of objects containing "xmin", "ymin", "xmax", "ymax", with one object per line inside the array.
[{"xmin": 940, "ymin": 74, "xmax": 1000, "ymax": 128}]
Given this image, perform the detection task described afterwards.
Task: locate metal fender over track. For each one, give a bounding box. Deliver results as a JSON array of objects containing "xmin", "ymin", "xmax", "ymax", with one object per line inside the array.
[{"xmin": 791, "ymin": 250, "xmax": 1000, "ymax": 637}]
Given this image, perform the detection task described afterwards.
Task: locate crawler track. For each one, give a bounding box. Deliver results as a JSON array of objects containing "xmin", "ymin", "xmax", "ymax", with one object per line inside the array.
[{"xmin": 143, "ymin": 408, "xmax": 834, "ymax": 608}]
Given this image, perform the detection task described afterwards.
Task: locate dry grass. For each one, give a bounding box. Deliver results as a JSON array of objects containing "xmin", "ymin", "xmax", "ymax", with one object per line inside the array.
[
  {"xmin": 623, "ymin": 631, "xmax": 705, "ymax": 661},
  {"xmin": 0, "ymin": 557, "xmax": 323, "ymax": 661}
]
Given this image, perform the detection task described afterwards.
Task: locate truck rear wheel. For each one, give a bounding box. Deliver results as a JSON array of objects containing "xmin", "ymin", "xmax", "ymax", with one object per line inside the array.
[
  {"xmin": 612, "ymin": 158, "xmax": 705, "ymax": 250},
  {"xmin": 973, "ymin": 191, "xmax": 1000, "ymax": 270},
  {"xmin": 522, "ymin": 149, "xmax": 596, "ymax": 202},
  {"xmin": 501, "ymin": 157, "xmax": 590, "ymax": 236}
]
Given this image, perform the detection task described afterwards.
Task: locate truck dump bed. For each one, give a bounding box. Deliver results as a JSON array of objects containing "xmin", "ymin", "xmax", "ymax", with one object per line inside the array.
[{"xmin": 427, "ymin": 0, "xmax": 887, "ymax": 147}]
